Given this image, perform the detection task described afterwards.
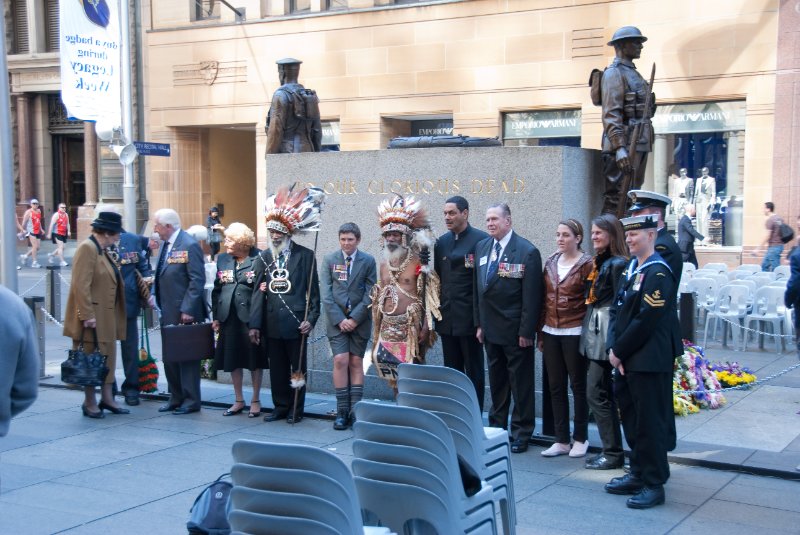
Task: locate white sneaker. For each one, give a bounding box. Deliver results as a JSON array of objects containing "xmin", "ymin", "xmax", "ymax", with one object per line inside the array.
[
  {"xmin": 48, "ymin": 254, "xmax": 54, "ymax": 264},
  {"xmin": 541, "ymin": 443, "xmax": 571, "ymax": 457},
  {"xmin": 60, "ymin": 261, "xmax": 68, "ymax": 267},
  {"xmin": 569, "ymin": 440, "xmax": 590, "ymax": 458},
  {"xmin": 19, "ymin": 253, "xmax": 27, "ymax": 264},
  {"xmin": 31, "ymin": 261, "xmax": 41, "ymax": 268}
]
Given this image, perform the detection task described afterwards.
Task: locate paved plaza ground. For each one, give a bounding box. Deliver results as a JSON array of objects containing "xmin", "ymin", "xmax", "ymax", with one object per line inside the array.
[{"xmin": 2, "ymin": 240, "xmax": 799, "ymax": 534}]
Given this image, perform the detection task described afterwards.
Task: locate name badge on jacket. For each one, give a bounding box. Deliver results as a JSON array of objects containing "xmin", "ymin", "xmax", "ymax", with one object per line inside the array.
[
  {"xmin": 167, "ymin": 250, "xmax": 188, "ymax": 264},
  {"xmin": 464, "ymin": 254, "xmax": 475, "ymax": 269},
  {"xmin": 498, "ymin": 262, "xmax": 525, "ymax": 278}
]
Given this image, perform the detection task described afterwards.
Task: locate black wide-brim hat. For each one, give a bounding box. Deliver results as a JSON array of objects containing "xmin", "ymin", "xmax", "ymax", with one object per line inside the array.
[{"xmin": 91, "ymin": 212, "xmax": 123, "ymax": 234}]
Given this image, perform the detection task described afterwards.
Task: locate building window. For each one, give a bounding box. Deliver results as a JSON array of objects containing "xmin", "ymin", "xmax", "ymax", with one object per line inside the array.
[
  {"xmin": 193, "ymin": 0, "xmax": 220, "ymax": 21},
  {"xmin": 410, "ymin": 119, "xmax": 453, "ymax": 137},
  {"xmin": 44, "ymin": 0, "xmax": 59, "ymax": 52},
  {"xmin": 321, "ymin": 120, "xmax": 340, "ymax": 151},
  {"xmin": 11, "ymin": 0, "xmax": 29, "ymax": 54},
  {"xmin": 502, "ymin": 110, "xmax": 581, "ymax": 147},
  {"xmin": 290, "ymin": 0, "xmax": 311, "ymax": 13},
  {"xmin": 652, "ymin": 101, "xmax": 746, "ymax": 246}
]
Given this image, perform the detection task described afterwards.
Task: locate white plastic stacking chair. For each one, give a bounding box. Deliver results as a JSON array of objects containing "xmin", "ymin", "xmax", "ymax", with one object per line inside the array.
[
  {"xmin": 704, "ymin": 284, "xmax": 750, "ymax": 350},
  {"xmin": 353, "ymin": 402, "xmax": 497, "ymax": 534},
  {"xmin": 743, "ymin": 285, "xmax": 788, "ymax": 353},
  {"xmin": 774, "ymin": 265, "xmax": 791, "ymax": 280},
  {"xmin": 735, "ymin": 263, "xmax": 762, "ymax": 274},
  {"xmin": 228, "ymin": 509, "xmax": 339, "ymax": 535},
  {"xmin": 728, "ymin": 280, "xmax": 756, "ymax": 309},
  {"xmin": 686, "ymin": 277, "xmax": 718, "ymax": 324},
  {"xmin": 396, "ymin": 364, "xmax": 510, "ymax": 459},
  {"xmin": 230, "ymin": 440, "xmax": 391, "ymax": 535},
  {"xmin": 396, "ymin": 390, "xmax": 515, "ymax": 535},
  {"xmin": 702, "ymin": 262, "xmax": 728, "ymax": 274},
  {"xmin": 731, "ymin": 270, "xmax": 753, "ymax": 280},
  {"xmin": 767, "ymin": 279, "xmax": 788, "ymax": 288},
  {"xmin": 683, "ymin": 262, "xmax": 696, "ymax": 279},
  {"xmin": 230, "ymin": 486, "xmax": 352, "ymax": 533}
]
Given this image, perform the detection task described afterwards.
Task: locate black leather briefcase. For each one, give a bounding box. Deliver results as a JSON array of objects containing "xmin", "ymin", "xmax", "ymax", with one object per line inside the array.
[{"xmin": 161, "ymin": 322, "xmax": 215, "ymax": 363}]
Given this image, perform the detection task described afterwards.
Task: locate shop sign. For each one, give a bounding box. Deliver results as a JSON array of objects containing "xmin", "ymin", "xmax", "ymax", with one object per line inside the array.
[
  {"xmin": 411, "ymin": 120, "xmax": 454, "ymax": 136},
  {"xmin": 504, "ymin": 110, "xmax": 581, "ymax": 139},
  {"xmin": 653, "ymin": 101, "xmax": 745, "ymax": 134},
  {"xmin": 321, "ymin": 121, "xmax": 340, "ymax": 146}
]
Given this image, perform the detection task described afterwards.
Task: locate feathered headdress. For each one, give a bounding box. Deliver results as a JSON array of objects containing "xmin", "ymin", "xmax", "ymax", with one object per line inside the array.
[
  {"xmin": 264, "ymin": 183, "xmax": 326, "ymax": 235},
  {"xmin": 377, "ymin": 195, "xmax": 430, "ymax": 236}
]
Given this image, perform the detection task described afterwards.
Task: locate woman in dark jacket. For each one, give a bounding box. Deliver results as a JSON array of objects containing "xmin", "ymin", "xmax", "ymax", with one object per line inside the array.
[
  {"xmin": 206, "ymin": 207, "xmax": 225, "ymax": 260},
  {"xmin": 211, "ymin": 223, "xmax": 265, "ymax": 418},
  {"xmin": 539, "ymin": 219, "xmax": 593, "ymax": 458},
  {"xmin": 580, "ymin": 213, "xmax": 629, "ymax": 470}
]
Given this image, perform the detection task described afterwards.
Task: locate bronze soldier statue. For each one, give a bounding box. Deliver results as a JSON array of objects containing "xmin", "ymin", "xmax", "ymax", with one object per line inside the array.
[
  {"xmin": 265, "ymin": 58, "xmax": 322, "ymax": 154},
  {"xmin": 600, "ymin": 27, "xmax": 656, "ymax": 215}
]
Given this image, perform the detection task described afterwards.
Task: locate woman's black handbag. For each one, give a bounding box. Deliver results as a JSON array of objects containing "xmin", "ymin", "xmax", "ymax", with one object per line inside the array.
[{"xmin": 61, "ymin": 327, "xmax": 109, "ymax": 387}]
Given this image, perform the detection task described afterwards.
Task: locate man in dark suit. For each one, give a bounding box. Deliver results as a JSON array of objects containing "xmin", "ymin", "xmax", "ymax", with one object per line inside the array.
[
  {"xmin": 605, "ymin": 213, "xmax": 681, "ymax": 509},
  {"xmin": 152, "ymin": 208, "xmax": 207, "ymax": 415},
  {"xmin": 435, "ymin": 196, "xmax": 489, "ymax": 411},
  {"xmin": 628, "ymin": 190, "xmax": 682, "ymax": 451},
  {"xmin": 320, "ymin": 223, "xmax": 377, "ymax": 429},
  {"xmin": 117, "ymin": 230, "xmax": 153, "ymax": 406},
  {"xmin": 249, "ymin": 220, "xmax": 320, "ymax": 425},
  {"xmin": 678, "ymin": 204, "xmax": 704, "ymax": 268},
  {"xmin": 474, "ymin": 203, "xmax": 543, "ymax": 453}
]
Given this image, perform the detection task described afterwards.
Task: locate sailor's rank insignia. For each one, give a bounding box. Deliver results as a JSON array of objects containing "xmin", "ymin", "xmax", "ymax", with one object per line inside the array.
[{"xmin": 643, "ymin": 289, "xmax": 665, "ymax": 308}]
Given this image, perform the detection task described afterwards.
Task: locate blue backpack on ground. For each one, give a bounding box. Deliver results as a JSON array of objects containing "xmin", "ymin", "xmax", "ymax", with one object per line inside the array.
[{"xmin": 187, "ymin": 473, "xmax": 232, "ymax": 535}]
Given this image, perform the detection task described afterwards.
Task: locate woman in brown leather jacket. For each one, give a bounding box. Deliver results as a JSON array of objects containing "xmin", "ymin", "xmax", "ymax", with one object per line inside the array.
[
  {"xmin": 539, "ymin": 219, "xmax": 593, "ymax": 458},
  {"xmin": 580, "ymin": 214, "xmax": 628, "ymax": 470}
]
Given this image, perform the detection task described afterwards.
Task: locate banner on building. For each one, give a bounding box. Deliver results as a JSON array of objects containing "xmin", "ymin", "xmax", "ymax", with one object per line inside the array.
[{"xmin": 59, "ymin": 0, "xmax": 121, "ymax": 128}]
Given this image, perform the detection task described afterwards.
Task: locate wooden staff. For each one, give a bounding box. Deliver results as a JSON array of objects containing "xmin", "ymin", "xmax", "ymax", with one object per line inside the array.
[{"xmin": 291, "ymin": 229, "xmax": 320, "ymax": 425}]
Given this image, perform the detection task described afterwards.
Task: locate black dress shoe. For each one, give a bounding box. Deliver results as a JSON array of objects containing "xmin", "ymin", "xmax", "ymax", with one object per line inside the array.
[
  {"xmin": 627, "ymin": 486, "xmax": 665, "ymax": 509},
  {"xmin": 158, "ymin": 404, "xmax": 179, "ymax": 413},
  {"xmin": 333, "ymin": 411, "xmax": 349, "ymax": 430},
  {"xmin": 81, "ymin": 405, "xmax": 105, "ymax": 419},
  {"xmin": 98, "ymin": 402, "xmax": 130, "ymax": 415},
  {"xmin": 173, "ymin": 406, "xmax": 200, "ymax": 415},
  {"xmin": 124, "ymin": 395, "xmax": 140, "ymax": 406},
  {"xmin": 287, "ymin": 414, "xmax": 304, "ymax": 424},
  {"xmin": 264, "ymin": 411, "xmax": 287, "ymax": 422},
  {"xmin": 604, "ymin": 473, "xmax": 645, "ymax": 495},
  {"xmin": 510, "ymin": 439, "xmax": 529, "ymax": 454},
  {"xmin": 585, "ymin": 455, "xmax": 624, "ymax": 470}
]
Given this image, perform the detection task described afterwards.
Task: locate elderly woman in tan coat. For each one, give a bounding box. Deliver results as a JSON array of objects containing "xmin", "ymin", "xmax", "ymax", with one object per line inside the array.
[{"xmin": 63, "ymin": 212, "xmax": 127, "ymax": 418}]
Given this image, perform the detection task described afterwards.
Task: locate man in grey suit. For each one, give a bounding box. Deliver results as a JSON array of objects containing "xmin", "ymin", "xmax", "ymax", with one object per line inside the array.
[
  {"xmin": 320, "ymin": 223, "xmax": 377, "ymax": 430},
  {"xmin": 152, "ymin": 208, "xmax": 207, "ymax": 415},
  {"xmin": 474, "ymin": 203, "xmax": 543, "ymax": 453},
  {"xmin": 678, "ymin": 204, "xmax": 704, "ymax": 268}
]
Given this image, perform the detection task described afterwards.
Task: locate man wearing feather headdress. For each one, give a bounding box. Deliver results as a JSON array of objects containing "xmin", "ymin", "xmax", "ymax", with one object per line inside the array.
[
  {"xmin": 371, "ymin": 195, "xmax": 441, "ymax": 386},
  {"xmin": 249, "ymin": 184, "xmax": 324, "ymax": 424}
]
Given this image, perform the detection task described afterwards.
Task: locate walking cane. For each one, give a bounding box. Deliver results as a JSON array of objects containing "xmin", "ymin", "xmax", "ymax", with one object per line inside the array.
[{"xmin": 290, "ymin": 230, "xmax": 320, "ymax": 425}]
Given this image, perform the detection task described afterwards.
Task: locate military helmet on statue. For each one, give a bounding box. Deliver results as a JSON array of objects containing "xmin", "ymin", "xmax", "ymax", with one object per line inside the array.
[{"xmin": 607, "ymin": 26, "xmax": 648, "ymax": 45}]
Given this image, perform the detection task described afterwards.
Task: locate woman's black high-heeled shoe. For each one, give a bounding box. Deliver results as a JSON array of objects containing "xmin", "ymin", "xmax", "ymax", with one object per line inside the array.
[
  {"xmin": 82, "ymin": 405, "xmax": 105, "ymax": 419},
  {"xmin": 98, "ymin": 401, "xmax": 130, "ymax": 415}
]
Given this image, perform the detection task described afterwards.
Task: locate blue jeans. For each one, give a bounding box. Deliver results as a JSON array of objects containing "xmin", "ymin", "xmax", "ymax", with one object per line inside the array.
[{"xmin": 761, "ymin": 245, "xmax": 784, "ymax": 272}]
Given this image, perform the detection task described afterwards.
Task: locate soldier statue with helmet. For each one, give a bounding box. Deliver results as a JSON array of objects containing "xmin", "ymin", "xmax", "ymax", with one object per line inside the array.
[
  {"xmin": 265, "ymin": 58, "xmax": 323, "ymax": 154},
  {"xmin": 594, "ymin": 26, "xmax": 656, "ymax": 216}
]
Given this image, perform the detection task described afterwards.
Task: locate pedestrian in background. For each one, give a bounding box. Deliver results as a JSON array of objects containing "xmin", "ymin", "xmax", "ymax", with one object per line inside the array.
[
  {"xmin": 63, "ymin": 212, "xmax": 128, "ymax": 418},
  {"xmin": 761, "ymin": 201, "xmax": 784, "ymax": 272},
  {"xmin": 46, "ymin": 203, "xmax": 71, "ymax": 267},
  {"xmin": 212, "ymin": 223, "xmax": 264, "ymax": 418},
  {"xmin": 581, "ymin": 214, "xmax": 628, "ymax": 470},
  {"xmin": 435, "ymin": 196, "xmax": 489, "ymax": 411},
  {"xmin": 20, "ymin": 198, "xmax": 44, "ymax": 268},
  {"xmin": 0, "ymin": 286, "xmax": 39, "ymax": 437},
  {"xmin": 206, "ymin": 206, "xmax": 225, "ymax": 260},
  {"xmin": 539, "ymin": 219, "xmax": 593, "ymax": 458},
  {"xmin": 678, "ymin": 204, "xmax": 704, "ymax": 268},
  {"xmin": 320, "ymin": 222, "xmax": 376, "ymax": 430}
]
